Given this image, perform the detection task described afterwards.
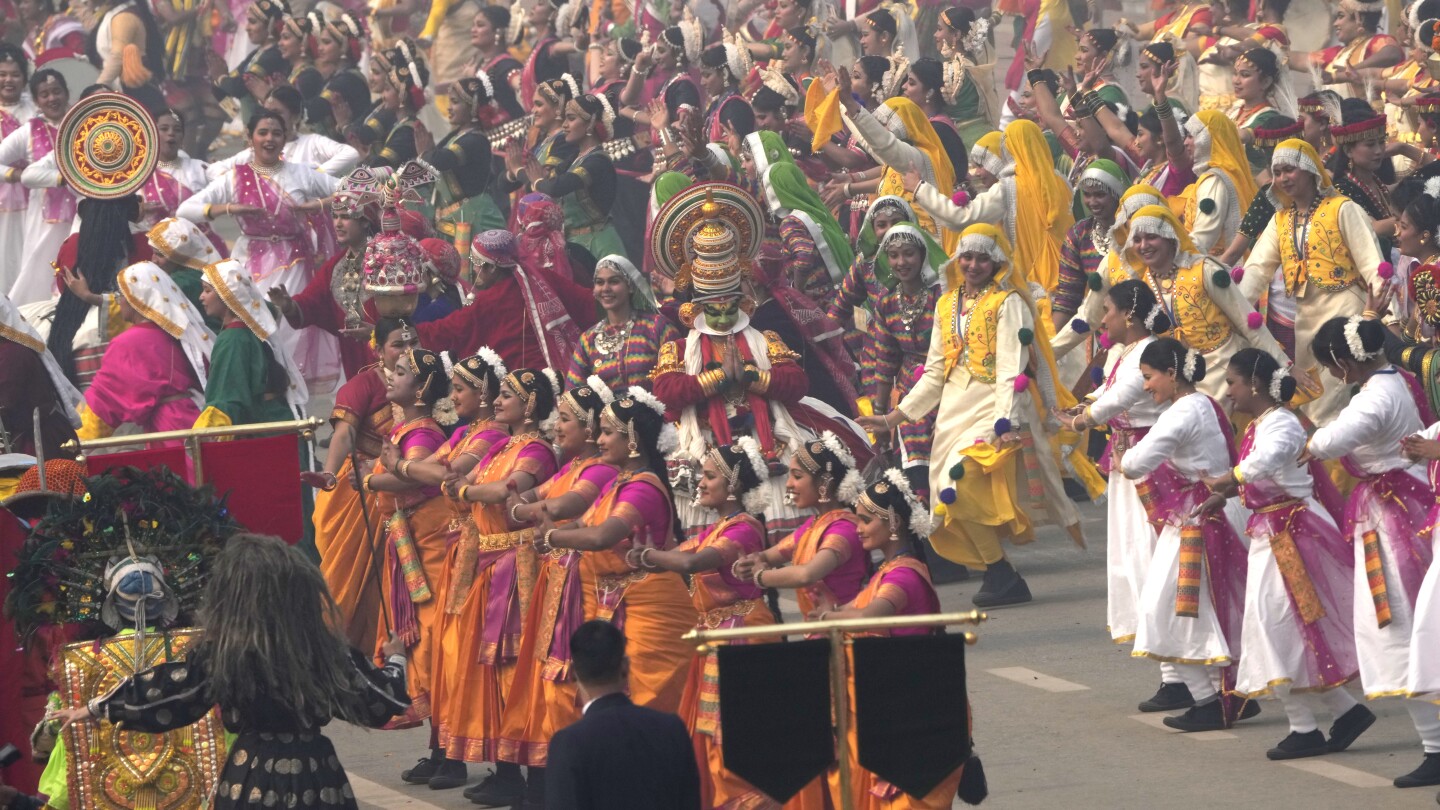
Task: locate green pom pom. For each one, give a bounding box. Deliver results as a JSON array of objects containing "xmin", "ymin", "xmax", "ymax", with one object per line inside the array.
[
  {"xmin": 1017, "ymin": 327, "xmax": 1034, "ymax": 346},
  {"xmin": 949, "ymin": 462, "xmax": 965, "ymax": 481},
  {"xmin": 1086, "ymin": 272, "xmax": 1102, "ymax": 291},
  {"xmin": 1199, "ymin": 198, "xmax": 1216, "ymax": 215},
  {"xmin": 1211, "ymin": 269, "xmax": 1231, "ymax": 288}
]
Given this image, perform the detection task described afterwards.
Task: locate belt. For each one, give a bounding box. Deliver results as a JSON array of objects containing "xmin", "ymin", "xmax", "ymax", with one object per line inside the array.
[
  {"xmin": 473, "ymin": 528, "xmax": 531, "ymax": 552},
  {"xmin": 1252, "ymin": 497, "xmax": 1305, "ymax": 514},
  {"xmin": 698, "ymin": 598, "xmax": 759, "ymax": 630}
]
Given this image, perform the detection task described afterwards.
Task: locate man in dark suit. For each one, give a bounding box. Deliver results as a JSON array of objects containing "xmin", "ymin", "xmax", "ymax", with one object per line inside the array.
[{"xmin": 544, "ymin": 621, "xmax": 701, "ymax": 810}]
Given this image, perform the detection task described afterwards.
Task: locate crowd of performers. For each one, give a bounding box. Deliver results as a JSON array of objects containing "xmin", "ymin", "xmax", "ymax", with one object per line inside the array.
[{"xmin": 5, "ymin": 0, "xmax": 1440, "ymax": 806}]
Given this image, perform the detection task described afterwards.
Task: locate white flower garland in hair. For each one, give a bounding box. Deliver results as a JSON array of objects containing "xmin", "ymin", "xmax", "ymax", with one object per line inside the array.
[
  {"xmin": 836, "ymin": 467, "xmax": 865, "ymax": 506},
  {"xmin": 476, "ymin": 69, "xmax": 497, "ymax": 106},
  {"xmin": 1143, "ymin": 302, "xmax": 1162, "ymax": 332},
  {"xmin": 882, "ymin": 467, "xmax": 933, "ymax": 538},
  {"xmin": 627, "ymin": 385, "xmax": 667, "ymax": 417},
  {"xmin": 594, "ymin": 92, "xmax": 617, "ymax": 134},
  {"xmin": 1343, "ymin": 314, "xmax": 1375, "ymax": 361},
  {"xmin": 1181, "ymin": 348, "xmax": 1198, "ymax": 383},
  {"xmin": 962, "ymin": 16, "xmax": 989, "ymax": 57},
  {"xmin": 1425, "ymin": 176, "xmax": 1440, "ymax": 200},
  {"xmin": 735, "ymin": 436, "xmax": 771, "ymax": 514},
  {"xmin": 476, "ymin": 346, "xmax": 507, "ymax": 379},
  {"xmin": 542, "ymin": 367, "xmax": 562, "ymax": 398},
  {"xmin": 657, "ymin": 422, "xmax": 680, "ymax": 455},
  {"xmin": 585, "ymin": 374, "xmax": 615, "ymax": 405},
  {"xmin": 440, "ymin": 350, "xmax": 454, "ymax": 378},
  {"xmin": 1269, "ymin": 364, "xmax": 1289, "ymax": 402},
  {"xmin": 561, "ymin": 73, "xmax": 583, "ymax": 102},
  {"xmin": 818, "ymin": 430, "xmax": 857, "ymax": 471}
]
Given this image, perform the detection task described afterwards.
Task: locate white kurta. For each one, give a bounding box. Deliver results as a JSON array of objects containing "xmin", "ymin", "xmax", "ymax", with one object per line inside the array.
[
  {"xmin": 207, "ymin": 134, "xmax": 361, "ymax": 180},
  {"xmin": 1307, "ymin": 368, "xmax": 1430, "ymax": 698},
  {"xmin": 140, "ymin": 155, "xmax": 212, "ymax": 227},
  {"xmin": 1406, "ymin": 420, "xmax": 1440, "ymax": 700},
  {"xmin": 1231, "ymin": 408, "xmax": 1353, "ymax": 696},
  {"xmin": 1, "ymin": 119, "xmax": 73, "ymax": 306},
  {"xmin": 899, "ymin": 288, "xmax": 1082, "ymax": 540},
  {"xmin": 0, "ymin": 98, "xmax": 37, "ymax": 298},
  {"xmin": 915, "ymin": 174, "xmax": 1017, "ymax": 247},
  {"xmin": 1122, "ymin": 392, "xmax": 1250, "ymax": 665},
  {"xmin": 1186, "ymin": 170, "xmax": 1240, "ymax": 257},
  {"xmin": 1238, "ymin": 196, "xmax": 1384, "ymax": 425},
  {"xmin": 1087, "ymin": 335, "xmax": 1167, "ymax": 642}
]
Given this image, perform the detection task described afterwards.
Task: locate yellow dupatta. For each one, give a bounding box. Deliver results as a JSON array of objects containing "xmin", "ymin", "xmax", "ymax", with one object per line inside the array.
[
  {"xmin": 1005, "ymin": 119, "xmax": 1075, "ymax": 294},
  {"xmin": 875, "ymin": 98, "xmax": 959, "ymax": 254},
  {"xmin": 1193, "ymin": 109, "xmax": 1259, "ymax": 213}
]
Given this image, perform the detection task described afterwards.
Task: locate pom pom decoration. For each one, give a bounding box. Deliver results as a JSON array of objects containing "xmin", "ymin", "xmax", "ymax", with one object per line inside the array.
[
  {"xmin": 934, "ymin": 502, "xmax": 949, "ymax": 519},
  {"xmin": 994, "ymin": 417, "xmax": 1012, "ymax": 435},
  {"xmin": 1086, "ymin": 272, "xmax": 1102, "ymax": 291},
  {"xmin": 1097, "ymin": 332, "xmax": 1113, "ymax": 349},
  {"xmin": 951, "ymin": 189, "xmax": 971, "ymax": 207},
  {"xmin": 1378, "ymin": 261, "xmax": 1394, "ymax": 280},
  {"xmin": 1017, "ymin": 327, "xmax": 1034, "ymax": 345},
  {"xmin": 1071, "ymin": 318, "xmax": 1090, "ymax": 334},
  {"xmin": 1013, "ymin": 374, "xmax": 1030, "ymax": 393},
  {"xmin": 1090, "ymin": 367, "xmax": 1105, "ymax": 386},
  {"xmin": 1246, "ymin": 311, "xmax": 1263, "ymax": 329},
  {"xmin": 1211, "ymin": 269, "xmax": 1231, "ymax": 288},
  {"xmin": 1198, "ymin": 198, "xmax": 1216, "ymax": 215},
  {"xmin": 1230, "ymin": 266, "xmax": 1245, "ymax": 283},
  {"xmin": 949, "ymin": 462, "xmax": 965, "ymax": 481},
  {"xmin": 939, "ymin": 487, "xmax": 957, "ymax": 504}
]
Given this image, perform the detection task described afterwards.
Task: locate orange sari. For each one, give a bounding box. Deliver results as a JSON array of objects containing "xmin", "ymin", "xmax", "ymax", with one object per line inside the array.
[
  {"xmin": 432, "ymin": 432, "xmax": 555, "ymax": 763},
  {"xmin": 315, "ymin": 367, "xmax": 392, "ymax": 653},
  {"xmin": 375, "ymin": 419, "xmax": 507, "ymax": 727},
  {"xmin": 576, "ymin": 470, "xmax": 696, "ymax": 712},
  {"xmin": 829, "ymin": 559, "xmax": 964, "ymax": 810},
  {"xmin": 675, "ymin": 513, "xmax": 778, "ymax": 810},
  {"xmin": 497, "ymin": 456, "xmax": 616, "ymax": 767}
]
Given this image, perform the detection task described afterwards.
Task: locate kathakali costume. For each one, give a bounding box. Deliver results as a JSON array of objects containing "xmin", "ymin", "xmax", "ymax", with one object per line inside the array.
[
  {"xmin": 6, "ymin": 466, "xmax": 236, "ymax": 810},
  {"xmin": 649, "ymin": 183, "xmax": 872, "ymax": 542}
]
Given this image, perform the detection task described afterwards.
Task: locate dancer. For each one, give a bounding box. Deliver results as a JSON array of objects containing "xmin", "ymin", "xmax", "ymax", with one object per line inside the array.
[
  {"xmin": 1304, "ymin": 316, "xmax": 1440, "ymax": 788},
  {"xmin": 566, "ymin": 255, "xmax": 677, "ymax": 394},
  {"xmin": 1119, "ymin": 337, "xmax": 1253, "ymax": 732},
  {"xmin": 1201, "ymin": 348, "xmax": 1372, "ymax": 759}
]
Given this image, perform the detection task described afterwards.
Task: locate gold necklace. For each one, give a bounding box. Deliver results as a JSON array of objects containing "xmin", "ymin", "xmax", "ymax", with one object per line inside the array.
[{"xmin": 250, "ymin": 160, "xmax": 281, "ymax": 178}]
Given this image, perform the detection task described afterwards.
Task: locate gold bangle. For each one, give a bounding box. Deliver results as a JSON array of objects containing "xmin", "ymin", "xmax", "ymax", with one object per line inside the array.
[
  {"xmin": 1361, "ymin": 310, "xmax": 1379, "ymax": 319},
  {"xmin": 459, "ymin": 484, "xmax": 470, "ymax": 501},
  {"xmin": 363, "ymin": 473, "xmax": 376, "ymax": 491},
  {"xmin": 1231, "ymin": 465, "xmax": 1246, "ymax": 485},
  {"xmin": 751, "ymin": 369, "xmax": 771, "ymax": 394}
]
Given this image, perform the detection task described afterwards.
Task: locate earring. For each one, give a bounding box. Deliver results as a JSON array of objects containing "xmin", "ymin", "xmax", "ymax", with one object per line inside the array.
[
  {"xmin": 726, "ymin": 491, "xmax": 738, "ymax": 502},
  {"xmin": 627, "ymin": 433, "xmax": 640, "ymax": 459},
  {"xmin": 818, "ymin": 478, "xmax": 832, "ymax": 503}
]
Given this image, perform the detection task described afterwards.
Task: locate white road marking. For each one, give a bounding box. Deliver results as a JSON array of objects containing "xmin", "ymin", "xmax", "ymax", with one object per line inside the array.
[
  {"xmin": 1280, "ymin": 761, "xmax": 1392, "ymax": 788},
  {"xmin": 986, "ymin": 666, "xmax": 1091, "ymax": 693},
  {"xmin": 1128, "ymin": 713, "xmax": 1237, "ymax": 739},
  {"xmin": 350, "ymin": 774, "xmax": 449, "ymax": 809}
]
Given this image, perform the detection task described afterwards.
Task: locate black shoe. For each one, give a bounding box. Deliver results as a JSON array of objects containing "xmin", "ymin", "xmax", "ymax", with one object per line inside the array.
[
  {"xmin": 402, "ymin": 755, "xmax": 440, "ymax": 785},
  {"xmin": 971, "ymin": 559, "xmax": 1032, "ymax": 608},
  {"xmin": 1395, "ymin": 753, "xmax": 1440, "ymax": 788},
  {"xmin": 1162, "ymin": 699, "xmax": 1226, "ymax": 732},
  {"xmin": 1267, "ymin": 730, "xmax": 1330, "ymax": 760},
  {"xmin": 1327, "ymin": 704, "xmax": 1376, "ymax": 752},
  {"xmin": 1138, "ymin": 682, "xmax": 1194, "ymax": 713},
  {"xmin": 468, "ymin": 768, "xmax": 526, "ymax": 806},
  {"xmin": 1232, "ymin": 699, "xmax": 1262, "ymax": 724},
  {"xmin": 427, "ymin": 759, "xmax": 468, "ymax": 790},
  {"xmin": 521, "ymin": 766, "xmax": 545, "ymax": 809}
]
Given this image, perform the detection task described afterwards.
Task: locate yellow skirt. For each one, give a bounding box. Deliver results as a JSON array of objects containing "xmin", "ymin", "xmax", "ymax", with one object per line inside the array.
[{"xmin": 929, "ymin": 449, "xmax": 1032, "ymax": 569}]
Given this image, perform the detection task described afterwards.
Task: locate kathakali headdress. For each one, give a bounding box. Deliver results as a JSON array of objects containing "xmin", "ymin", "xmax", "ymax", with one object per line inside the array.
[{"xmin": 650, "ymin": 182, "xmax": 765, "ymax": 303}]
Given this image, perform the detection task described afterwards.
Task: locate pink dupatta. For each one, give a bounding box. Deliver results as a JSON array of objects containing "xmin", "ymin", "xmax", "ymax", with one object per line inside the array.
[
  {"xmin": 141, "ymin": 170, "xmax": 229, "ymax": 255},
  {"xmin": 29, "ymin": 119, "xmax": 75, "ymax": 223},
  {"xmin": 233, "ymin": 163, "xmax": 312, "ymax": 283}
]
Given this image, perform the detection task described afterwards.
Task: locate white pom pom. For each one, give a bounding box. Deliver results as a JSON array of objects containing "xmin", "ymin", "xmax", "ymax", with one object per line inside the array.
[
  {"xmin": 586, "ymin": 374, "xmax": 615, "ymax": 405},
  {"xmin": 656, "ymin": 422, "xmax": 680, "ymax": 455}
]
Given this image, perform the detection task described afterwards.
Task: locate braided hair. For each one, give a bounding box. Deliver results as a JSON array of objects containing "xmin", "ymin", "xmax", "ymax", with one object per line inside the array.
[{"xmin": 49, "ymin": 195, "xmax": 142, "ymax": 382}]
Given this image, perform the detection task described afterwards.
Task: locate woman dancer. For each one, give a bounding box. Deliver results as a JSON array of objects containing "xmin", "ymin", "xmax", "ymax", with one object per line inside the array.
[
  {"xmin": 491, "ymin": 379, "xmax": 619, "ymax": 805},
  {"xmin": 1201, "ymin": 348, "xmax": 1371, "ymax": 759},
  {"xmin": 566, "ymin": 255, "xmax": 677, "ymax": 394},
  {"xmin": 1119, "ymin": 337, "xmax": 1253, "ymax": 732},
  {"xmin": 633, "ymin": 438, "xmax": 775, "ymax": 810},
  {"xmin": 1305, "ymin": 316, "xmax": 1440, "ymax": 788}
]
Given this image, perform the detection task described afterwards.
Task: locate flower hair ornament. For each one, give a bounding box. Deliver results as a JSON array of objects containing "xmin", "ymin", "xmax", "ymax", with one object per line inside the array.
[
  {"xmin": 586, "ymin": 374, "xmax": 616, "ymax": 405},
  {"xmin": 1142, "ymin": 301, "xmax": 1162, "ymax": 332},
  {"xmin": 560, "ymin": 72, "xmax": 583, "ymax": 102},
  {"xmin": 1181, "ymin": 348, "xmax": 1199, "ymax": 383},
  {"xmin": 476, "ymin": 346, "xmax": 507, "ymax": 379},
  {"xmin": 536, "ymin": 368, "xmax": 563, "ymax": 436},
  {"xmin": 796, "ymin": 430, "xmax": 863, "ymax": 505},
  {"xmin": 1343, "ymin": 314, "xmax": 1377, "ymax": 361},
  {"xmin": 1269, "ymin": 364, "xmax": 1290, "ymax": 402},
  {"xmin": 876, "ymin": 467, "xmax": 934, "ymax": 539},
  {"xmin": 962, "ymin": 15, "xmax": 989, "ymax": 58},
  {"xmin": 440, "ymin": 350, "xmax": 455, "ymax": 378},
  {"xmin": 475, "ymin": 69, "xmax": 497, "ymax": 106},
  {"xmin": 702, "ymin": 436, "xmax": 771, "ymax": 514}
]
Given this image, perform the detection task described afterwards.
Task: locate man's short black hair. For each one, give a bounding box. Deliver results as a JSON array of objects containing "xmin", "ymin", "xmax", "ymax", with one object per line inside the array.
[{"xmin": 570, "ymin": 620, "xmax": 626, "ymax": 684}]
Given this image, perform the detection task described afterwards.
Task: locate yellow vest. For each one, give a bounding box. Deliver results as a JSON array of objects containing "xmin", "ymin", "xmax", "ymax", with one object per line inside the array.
[
  {"xmin": 940, "ymin": 285, "xmax": 1011, "ymax": 383},
  {"xmin": 1276, "ymin": 194, "xmax": 1361, "ymax": 296},
  {"xmin": 1158, "ymin": 257, "xmax": 1232, "ymax": 353}
]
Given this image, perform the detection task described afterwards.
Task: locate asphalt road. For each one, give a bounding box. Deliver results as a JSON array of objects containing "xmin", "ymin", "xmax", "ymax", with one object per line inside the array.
[{"xmin": 324, "ymin": 501, "xmax": 1437, "ymax": 809}]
